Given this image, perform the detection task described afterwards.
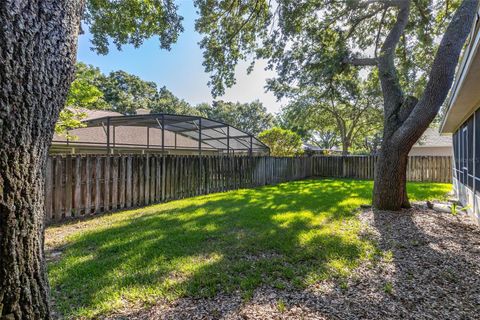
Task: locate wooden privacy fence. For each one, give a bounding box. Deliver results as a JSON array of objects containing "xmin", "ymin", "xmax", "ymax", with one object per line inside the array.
[
  {"xmin": 44, "ymin": 155, "xmax": 452, "ymax": 222},
  {"xmin": 312, "ymin": 155, "xmax": 452, "ymax": 182},
  {"xmin": 44, "ymin": 155, "xmax": 313, "ymax": 221}
]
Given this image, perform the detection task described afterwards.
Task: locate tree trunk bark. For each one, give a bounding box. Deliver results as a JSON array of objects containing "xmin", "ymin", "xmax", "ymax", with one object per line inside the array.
[
  {"xmin": 373, "ymin": 143, "xmax": 411, "ymax": 210},
  {"xmin": 341, "ymin": 138, "xmax": 350, "ymax": 155},
  {"xmin": 371, "ymin": 0, "xmax": 478, "ymax": 211},
  {"xmin": 0, "ymin": 1, "xmax": 84, "ymax": 319}
]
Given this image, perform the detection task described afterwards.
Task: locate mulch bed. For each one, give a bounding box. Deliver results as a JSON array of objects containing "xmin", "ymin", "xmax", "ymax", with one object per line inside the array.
[{"xmin": 107, "ymin": 205, "xmax": 480, "ymax": 320}]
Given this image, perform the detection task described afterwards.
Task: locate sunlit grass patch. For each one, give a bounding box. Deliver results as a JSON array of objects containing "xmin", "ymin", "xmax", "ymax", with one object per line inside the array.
[{"xmin": 47, "ymin": 178, "xmax": 451, "ymax": 318}]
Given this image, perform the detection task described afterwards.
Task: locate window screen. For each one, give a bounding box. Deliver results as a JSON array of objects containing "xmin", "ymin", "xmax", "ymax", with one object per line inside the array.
[
  {"xmin": 467, "ymin": 116, "xmax": 474, "ymax": 188},
  {"xmin": 460, "ymin": 124, "xmax": 466, "ymax": 185},
  {"xmin": 452, "ymin": 131, "xmax": 460, "ymax": 176},
  {"xmin": 474, "ymin": 109, "xmax": 480, "ymax": 184}
]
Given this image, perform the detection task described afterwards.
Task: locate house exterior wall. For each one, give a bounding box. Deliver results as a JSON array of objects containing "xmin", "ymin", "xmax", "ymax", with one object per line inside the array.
[
  {"xmin": 452, "ymin": 108, "xmax": 480, "ymax": 223},
  {"xmin": 408, "ymin": 146, "xmax": 453, "ymax": 156}
]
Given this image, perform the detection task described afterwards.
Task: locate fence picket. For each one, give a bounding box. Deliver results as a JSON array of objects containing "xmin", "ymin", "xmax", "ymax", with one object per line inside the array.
[
  {"xmin": 54, "ymin": 156, "xmax": 63, "ymax": 220},
  {"xmin": 119, "ymin": 156, "xmax": 126, "ymax": 209},
  {"xmin": 126, "ymin": 156, "xmax": 132, "ymax": 208},
  {"xmin": 85, "ymin": 157, "xmax": 92, "ymax": 214},
  {"xmin": 45, "ymin": 157, "xmax": 53, "ymax": 220},
  {"xmin": 74, "ymin": 156, "xmax": 82, "ymax": 216},
  {"xmin": 104, "ymin": 156, "xmax": 110, "ymax": 212},
  {"xmin": 94, "ymin": 157, "xmax": 102, "ymax": 214},
  {"xmin": 111, "ymin": 156, "xmax": 118, "ymax": 210},
  {"xmin": 64, "ymin": 156, "xmax": 73, "ymax": 218}
]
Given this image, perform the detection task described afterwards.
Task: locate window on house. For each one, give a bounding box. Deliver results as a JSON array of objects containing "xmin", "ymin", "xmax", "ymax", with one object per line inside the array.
[
  {"xmin": 453, "ymin": 130, "xmax": 459, "ymax": 173},
  {"xmin": 475, "ymin": 110, "xmax": 480, "ymax": 194},
  {"xmin": 461, "ymin": 125, "xmax": 467, "ymax": 185}
]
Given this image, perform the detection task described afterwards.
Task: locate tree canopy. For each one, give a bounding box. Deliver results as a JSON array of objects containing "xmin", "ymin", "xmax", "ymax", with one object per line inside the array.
[
  {"xmin": 197, "ymin": 100, "xmax": 274, "ymax": 135},
  {"xmin": 194, "ymin": 0, "xmax": 461, "ymax": 97},
  {"xmin": 61, "ymin": 63, "xmax": 198, "ymax": 114},
  {"xmin": 84, "ymin": 0, "xmax": 184, "ymax": 54},
  {"xmin": 55, "ymin": 63, "xmax": 106, "ymax": 137},
  {"xmin": 151, "ymin": 86, "xmax": 201, "ymax": 115},
  {"xmin": 65, "ymin": 62, "xmax": 106, "ymax": 109},
  {"xmin": 279, "ymin": 69, "xmax": 383, "ymax": 154},
  {"xmin": 99, "ymin": 70, "xmax": 158, "ymax": 114},
  {"xmin": 259, "ymin": 127, "xmax": 304, "ymax": 157}
]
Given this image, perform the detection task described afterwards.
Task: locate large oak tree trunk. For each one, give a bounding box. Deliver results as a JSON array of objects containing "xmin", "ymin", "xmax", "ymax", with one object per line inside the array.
[
  {"xmin": 373, "ymin": 144, "xmax": 410, "ymax": 210},
  {"xmin": 371, "ymin": 0, "xmax": 479, "ymax": 211},
  {"xmin": 0, "ymin": 1, "xmax": 84, "ymax": 319}
]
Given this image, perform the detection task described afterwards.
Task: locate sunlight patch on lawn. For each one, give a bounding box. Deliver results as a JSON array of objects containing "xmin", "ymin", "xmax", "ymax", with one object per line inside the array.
[{"xmin": 47, "ymin": 178, "xmax": 451, "ymax": 318}]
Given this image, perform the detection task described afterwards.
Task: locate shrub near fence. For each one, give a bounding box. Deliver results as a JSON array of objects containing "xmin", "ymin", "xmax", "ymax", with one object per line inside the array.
[{"xmin": 44, "ymin": 155, "xmax": 452, "ymax": 222}]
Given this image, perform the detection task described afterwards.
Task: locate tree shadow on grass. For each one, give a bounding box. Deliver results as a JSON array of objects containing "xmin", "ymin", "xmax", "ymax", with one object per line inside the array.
[
  {"xmin": 47, "ymin": 178, "xmax": 454, "ymax": 318},
  {"xmin": 124, "ymin": 207, "xmax": 480, "ymax": 320}
]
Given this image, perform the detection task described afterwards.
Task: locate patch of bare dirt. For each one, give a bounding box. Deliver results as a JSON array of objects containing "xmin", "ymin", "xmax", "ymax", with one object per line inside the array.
[{"xmin": 105, "ymin": 205, "xmax": 480, "ymax": 319}]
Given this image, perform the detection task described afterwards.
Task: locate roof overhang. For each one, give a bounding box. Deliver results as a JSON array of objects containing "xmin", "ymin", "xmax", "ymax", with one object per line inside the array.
[{"xmin": 441, "ymin": 9, "xmax": 480, "ymax": 133}]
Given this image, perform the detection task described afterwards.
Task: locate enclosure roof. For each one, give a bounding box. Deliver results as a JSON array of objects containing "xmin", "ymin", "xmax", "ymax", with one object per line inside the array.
[{"xmin": 83, "ymin": 113, "xmax": 269, "ymax": 152}]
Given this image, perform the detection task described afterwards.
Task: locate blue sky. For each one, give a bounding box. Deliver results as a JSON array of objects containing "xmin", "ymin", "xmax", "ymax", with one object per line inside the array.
[{"xmin": 77, "ymin": 1, "xmax": 282, "ymax": 113}]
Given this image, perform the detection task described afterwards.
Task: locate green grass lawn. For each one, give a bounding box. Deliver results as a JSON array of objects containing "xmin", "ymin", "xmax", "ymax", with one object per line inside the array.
[{"xmin": 47, "ymin": 179, "xmax": 451, "ymax": 318}]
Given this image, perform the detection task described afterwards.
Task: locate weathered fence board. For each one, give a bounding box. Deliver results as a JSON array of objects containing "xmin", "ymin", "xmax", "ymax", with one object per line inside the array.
[{"xmin": 44, "ymin": 155, "xmax": 452, "ymax": 222}]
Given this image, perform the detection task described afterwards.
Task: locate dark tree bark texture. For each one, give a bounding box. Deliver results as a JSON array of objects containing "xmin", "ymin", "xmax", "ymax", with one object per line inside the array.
[
  {"xmin": 0, "ymin": 1, "xmax": 84, "ymax": 319},
  {"xmin": 372, "ymin": 0, "xmax": 479, "ymax": 210}
]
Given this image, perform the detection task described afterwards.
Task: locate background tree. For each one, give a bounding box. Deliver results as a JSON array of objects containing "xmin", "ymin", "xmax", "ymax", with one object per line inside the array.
[
  {"xmin": 151, "ymin": 86, "xmax": 201, "ymax": 115},
  {"xmin": 64, "ymin": 63, "xmax": 106, "ymax": 110},
  {"xmin": 197, "ymin": 100, "xmax": 274, "ymax": 135},
  {"xmin": 0, "ymin": 1, "xmax": 183, "ymax": 318},
  {"xmin": 259, "ymin": 127, "xmax": 304, "ymax": 157},
  {"xmin": 195, "ymin": 0, "xmax": 479, "ymax": 209},
  {"xmin": 99, "ymin": 70, "xmax": 158, "ymax": 114},
  {"xmin": 358, "ymin": 132, "xmax": 383, "ymax": 155},
  {"xmin": 55, "ymin": 109, "xmax": 88, "ymax": 140},
  {"xmin": 308, "ymin": 130, "xmax": 340, "ymax": 151},
  {"xmin": 279, "ymin": 71, "xmax": 383, "ymax": 155},
  {"xmin": 62, "ymin": 65, "xmax": 201, "ymax": 116},
  {"xmin": 55, "ymin": 63, "xmax": 107, "ymax": 138}
]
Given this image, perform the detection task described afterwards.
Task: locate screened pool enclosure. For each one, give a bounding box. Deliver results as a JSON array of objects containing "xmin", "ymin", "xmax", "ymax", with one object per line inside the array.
[{"xmin": 51, "ymin": 113, "xmax": 270, "ymax": 155}]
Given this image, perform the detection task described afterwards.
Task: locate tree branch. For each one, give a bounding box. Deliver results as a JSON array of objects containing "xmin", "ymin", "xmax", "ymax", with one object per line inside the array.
[
  {"xmin": 413, "ymin": 0, "xmax": 430, "ymax": 24},
  {"xmin": 345, "ymin": 57, "xmax": 378, "ymax": 66},
  {"xmin": 375, "ymin": 8, "xmax": 388, "ymax": 58},
  {"xmin": 398, "ymin": 95, "xmax": 418, "ymax": 123},
  {"xmin": 346, "ymin": 7, "xmax": 385, "ymax": 39},
  {"xmin": 355, "ymin": 0, "xmax": 405, "ymax": 9},
  {"xmin": 393, "ymin": 0, "xmax": 480, "ymax": 149},
  {"xmin": 377, "ymin": 0, "xmax": 411, "ymax": 124},
  {"xmin": 227, "ymin": 0, "xmax": 262, "ymax": 45}
]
